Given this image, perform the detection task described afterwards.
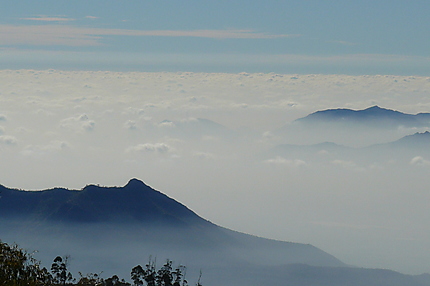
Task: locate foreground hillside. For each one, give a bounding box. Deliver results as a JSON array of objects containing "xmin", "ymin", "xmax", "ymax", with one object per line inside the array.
[{"xmin": 1, "ymin": 179, "xmax": 429, "ymax": 286}]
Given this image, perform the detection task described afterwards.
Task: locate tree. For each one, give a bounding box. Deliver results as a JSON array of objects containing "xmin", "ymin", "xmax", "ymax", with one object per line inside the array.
[
  {"xmin": 131, "ymin": 259, "xmax": 189, "ymax": 286},
  {"xmin": 105, "ymin": 275, "xmax": 131, "ymax": 286},
  {"xmin": 0, "ymin": 240, "xmax": 53, "ymax": 286},
  {"xmin": 51, "ymin": 255, "xmax": 74, "ymax": 285},
  {"xmin": 75, "ymin": 272, "xmax": 104, "ymax": 286},
  {"xmin": 75, "ymin": 273, "xmax": 131, "ymax": 286}
]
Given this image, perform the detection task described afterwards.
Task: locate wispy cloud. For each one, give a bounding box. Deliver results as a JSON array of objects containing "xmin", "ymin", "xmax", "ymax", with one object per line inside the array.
[
  {"xmin": 20, "ymin": 16, "xmax": 75, "ymax": 22},
  {"xmin": 0, "ymin": 24, "xmax": 296, "ymax": 47},
  {"xmin": 0, "ymin": 25, "xmax": 101, "ymax": 46}
]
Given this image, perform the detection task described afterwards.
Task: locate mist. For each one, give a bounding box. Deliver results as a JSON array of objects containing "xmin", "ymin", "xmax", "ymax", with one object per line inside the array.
[{"xmin": 1, "ymin": 70, "xmax": 430, "ymax": 275}]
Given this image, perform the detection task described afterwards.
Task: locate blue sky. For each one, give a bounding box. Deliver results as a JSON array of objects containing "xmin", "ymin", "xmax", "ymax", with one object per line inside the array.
[{"xmin": 1, "ymin": 1, "xmax": 429, "ymax": 74}]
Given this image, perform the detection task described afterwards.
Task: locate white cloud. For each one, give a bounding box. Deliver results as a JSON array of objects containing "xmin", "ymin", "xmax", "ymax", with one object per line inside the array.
[
  {"xmin": 264, "ymin": 156, "xmax": 306, "ymax": 167},
  {"xmin": 179, "ymin": 117, "xmax": 199, "ymax": 123},
  {"xmin": 0, "ymin": 135, "xmax": 17, "ymax": 145},
  {"xmin": 21, "ymin": 140, "xmax": 70, "ymax": 157},
  {"xmin": 0, "ymin": 115, "xmax": 7, "ymax": 121},
  {"xmin": 410, "ymin": 156, "xmax": 430, "ymax": 167},
  {"xmin": 124, "ymin": 120, "xmax": 137, "ymax": 130},
  {"xmin": 126, "ymin": 143, "xmax": 172, "ymax": 154},
  {"xmin": 60, "ymin": 114, "xmax": 95, "ymax": 132},
  {"xmin": 123, "ymin": 107, "xmax": 145, "ymax": 116},
  {"xmin": 82, "ymin": 121, "xmax": 95, "ymax": 131},
  {"xmin": 193, "ymin": 152, "xmax": 216, "ymax": 160},
  {"xmin": 262, "ymin": 131, "xmax": 274, "ymax": 139},
  {"xmin": 158, "ymin": 121, "xmax": 175, "ymax": 128}
]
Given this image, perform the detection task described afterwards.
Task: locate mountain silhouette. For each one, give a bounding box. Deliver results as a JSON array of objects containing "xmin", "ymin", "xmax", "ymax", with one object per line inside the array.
[
  {"xmin": 0, "ymin": 179, "xmax": 344, "ymax": 265},
  {"xmin": 295, "ymin": 106, "xmax": 430, "ymax": 128},
  {"xmin": 1, "ymin": 179, "xmax": 429, "ymax": 286},
  {"xmin": 0, "ymin": 178, "xmax": 209, "ymax": 227}
]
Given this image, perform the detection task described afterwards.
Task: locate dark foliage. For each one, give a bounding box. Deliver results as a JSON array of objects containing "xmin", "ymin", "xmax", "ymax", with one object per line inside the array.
[
  {"xmin": 131, "ymin": 258, "xmax": 189, "ymax": 286},
  {"xmin": 51, "ymin": 256, "xmax": 74, "ymax": 285},
  {"xmin": 0, "ymin": 240, "xmax": 53, "ymax": 286},
  {"xmin": 0, "ymin": 240, "xmax": 201, "ymax": 286}
]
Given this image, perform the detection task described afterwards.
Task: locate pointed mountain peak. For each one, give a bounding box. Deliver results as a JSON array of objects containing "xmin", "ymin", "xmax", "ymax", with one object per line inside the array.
[
  {"xmin": 124, "ymin": 178, "xmax": 148, "ymax": 188},
  {"xmin": 364, "ymin": 105, "xmax": 383, "ymax": 110},
  {"xmin": 362, "ymin": 105, "xmax": 399, "ymax": 114},
  {"xmin": 82, "ymin": 178, "xmax": 149, "ymax": 192}
]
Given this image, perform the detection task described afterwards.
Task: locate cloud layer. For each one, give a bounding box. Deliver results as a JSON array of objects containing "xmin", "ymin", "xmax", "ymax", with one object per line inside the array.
[{"xmin": 0, "ymin": 70, "xmax": 430, "ymax": 274}]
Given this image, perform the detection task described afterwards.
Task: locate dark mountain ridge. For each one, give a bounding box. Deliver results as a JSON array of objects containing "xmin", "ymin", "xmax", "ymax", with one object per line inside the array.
[
  {"xmin": 295, "ymin": 105, "xmax": 430, "ymax": 128},
  {"xmin": 0, "ymin": 178, "xmax": 209, "ymax": 227}
]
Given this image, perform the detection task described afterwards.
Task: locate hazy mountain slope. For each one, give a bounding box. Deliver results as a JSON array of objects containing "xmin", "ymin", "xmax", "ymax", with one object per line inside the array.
[
  {"xmin": 263, "ymin": 142, "xmax": 354, "ymax": 161},
  {"xmin": 264, "ymin": 131, "xmax": 430, "ymax": 165},
  {"xmin": 276, "ymin": 106, "xmax": 430, "ymax": 147},
  {"xmin": 204, "ymin": 264, "xmax": 430, "ymax": 286},
  {"xmin": 386, "ymin": 130, "xmax": 430, "ymax": 148},
  {"xmin": 0, "ymin": 179, "xmax": 345, "ymax": 266},
  {"xmin": 2, "ymin": 179, "xmax": 430, "ymax": 286}
]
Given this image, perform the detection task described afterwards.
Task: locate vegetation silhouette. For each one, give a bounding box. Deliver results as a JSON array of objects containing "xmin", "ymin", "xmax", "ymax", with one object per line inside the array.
[{"xmin": 0, "ymin": 240, "xmax": 202, "ymax": 286}]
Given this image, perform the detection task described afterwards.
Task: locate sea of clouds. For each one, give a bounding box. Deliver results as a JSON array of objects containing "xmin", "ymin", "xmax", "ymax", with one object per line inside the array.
[{"xmin": 1, "ymin": 70, "xmax": 430, "ymax": 274}]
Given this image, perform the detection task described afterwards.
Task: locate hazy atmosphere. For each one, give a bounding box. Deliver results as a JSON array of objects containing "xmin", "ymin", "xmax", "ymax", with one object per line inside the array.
[{"xmin": 1, "ymin": 0, "xmax": 430, "ymax": 283}]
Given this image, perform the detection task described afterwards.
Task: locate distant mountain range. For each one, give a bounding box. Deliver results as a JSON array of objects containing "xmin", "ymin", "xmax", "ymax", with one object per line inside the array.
[
  {"xmin": 388, "ymin": 130, "xmax": 430, "ymax": 148},
  {"xmin": 1, "ymin": 179, "xmax": 429, "ymax": 286},
  {"xmin": 275, "ymin": 106, "xmax": 430, "ymax": 149},
  {"xmin": 271, "ymin": 131, "xmax": 430, "ymax": 151},
  {"xmin": 265, "ymin": 131, "xmax": 430, "ymax": 164},
  {"xmin": 295, "ymin": 106, "xmax": 430, "ymax": 128}
]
